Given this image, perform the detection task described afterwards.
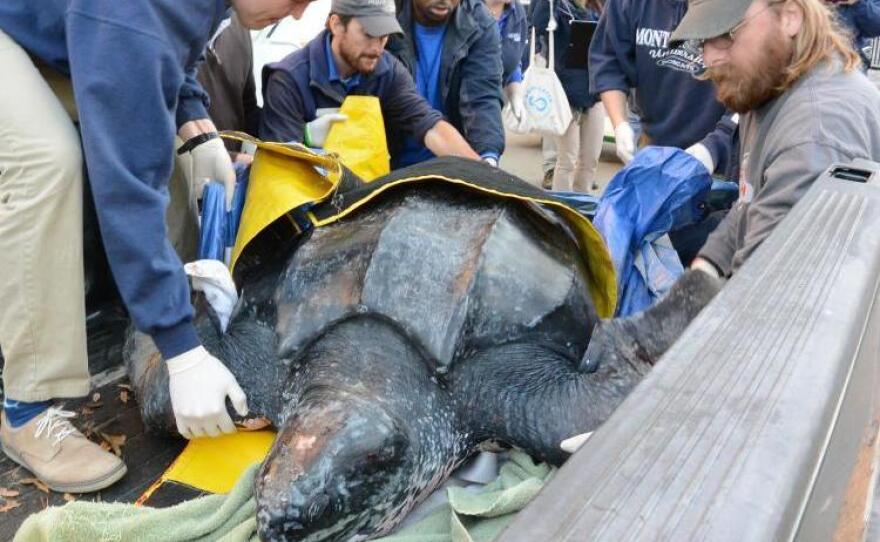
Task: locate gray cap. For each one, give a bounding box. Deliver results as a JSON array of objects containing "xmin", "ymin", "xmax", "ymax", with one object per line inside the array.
[
  {"xmin": 669, "ymin": 0, "xmax": 753, "ymax": 46},
  {"xmin": 331, "ymin": 0, "xmax": 403, "ymax": 37}
]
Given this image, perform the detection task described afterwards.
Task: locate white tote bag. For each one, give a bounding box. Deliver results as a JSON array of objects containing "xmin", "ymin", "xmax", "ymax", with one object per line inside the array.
[{"xmin": 521, "ymin": 3, "xmax": 572, "ymax": 137}]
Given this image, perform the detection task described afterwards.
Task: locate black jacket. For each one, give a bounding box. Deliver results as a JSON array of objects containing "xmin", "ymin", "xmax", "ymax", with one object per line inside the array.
[{"xmin": 387, "ymin": 0, "xmax": 505, "ymax": 158}]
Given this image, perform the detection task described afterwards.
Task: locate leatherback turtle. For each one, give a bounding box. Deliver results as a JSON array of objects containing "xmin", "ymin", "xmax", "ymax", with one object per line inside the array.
[{"xmin": 125, "ymin": 181, "xmax": 710, "ymax": 542}]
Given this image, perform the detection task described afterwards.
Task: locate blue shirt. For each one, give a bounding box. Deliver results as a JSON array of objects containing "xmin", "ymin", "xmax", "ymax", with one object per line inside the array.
[
  {"xmin": 396, "ymin": 22, "xmax": 448, "ymax": 168},
  {"xmin": 324, "ymin": 33, "xmax": 362, "ymax": 91}
]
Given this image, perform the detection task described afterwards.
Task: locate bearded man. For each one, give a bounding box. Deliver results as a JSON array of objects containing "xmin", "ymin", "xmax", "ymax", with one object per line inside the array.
[
  {"xmin": 667, "ymin": 0, "xmax": 880, "ymax": 278},
  {"xmin": 260, "ymin": 0, "xmax": 479, "ymax": 164}
]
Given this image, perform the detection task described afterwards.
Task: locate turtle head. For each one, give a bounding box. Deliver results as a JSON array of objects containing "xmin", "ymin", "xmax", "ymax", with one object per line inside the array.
[{"xmin": 255, "ymin": 391, "xmax": 413, "ymax": 542}]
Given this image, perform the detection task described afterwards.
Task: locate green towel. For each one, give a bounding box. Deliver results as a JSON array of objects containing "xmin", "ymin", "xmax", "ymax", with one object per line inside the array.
[
  {"xmin": 376, "ymin": 452, "xmax": 556, "ymax": 542},
  {"xmin": 14, "ymin": 464, "xmax": 261, "ymax": 542},
  {"xmin": 15, "ymin": 452, "xmax": 554, "ymax": 542}
]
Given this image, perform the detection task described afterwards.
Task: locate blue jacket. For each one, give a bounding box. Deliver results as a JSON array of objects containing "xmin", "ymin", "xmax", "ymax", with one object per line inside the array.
[
  {"xmin": 589, "ymin": 0, "xmax": 734, "ymax": 174},
  {"xmin": 498, "ymin": 0, "xmax": 529, "ymax": 86},
  {"xmin": 532, "ymin": 0, "xmax": 600, "ymax": 110},
  {"xmin": 387, "ymin": 0, "xmax": 505, "ymax": 158},
  {"xmin": 0, "ymin": 0, "xmax": 226, "ymax": 359},
  {"xmin": 836, "ymin": 0, "xmax": 880, "ymax": 68},
  {"xmin": 260, "ymin": 30, "xmax": 443, "ymax": 153}
]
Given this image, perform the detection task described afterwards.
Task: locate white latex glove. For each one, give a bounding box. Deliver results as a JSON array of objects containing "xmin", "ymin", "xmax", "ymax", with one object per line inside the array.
[
  {"xmin": 304, "ymin": 113, "xmax": 348, "ymax": 148},
  {"xmin": 167, "ymin": 346, "xmax": 248, "ymax": 439},
  {"xmin": 187, "ymin": 136, "xmax": 237, "ymax": 210},
  {"xmin": 614, "ymin": 122, "xmax": 636, "ymax": 164},
  {"xmin": 560, "ymin": 432, "xmax": 593, "ymax": 453},
  {"xmin": 184, "ymin": 260, "xmax": 238, "ymax": 332},
  {"xmin": 505, "ymin": 82, "xmax": 526, "ymax": 122},
  {"xmin": 691, "ymin": 257, "xmax": 722, "ymax": 279},
  {"xmin": 685, "ymin": 143, "xmax": 715, "ymax": 173}
]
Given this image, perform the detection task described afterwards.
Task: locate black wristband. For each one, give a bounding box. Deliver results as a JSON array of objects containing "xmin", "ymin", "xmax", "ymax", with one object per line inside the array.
[{"xmin": 177, "ymin": 132, "xmax": 220, "ymax": 155}]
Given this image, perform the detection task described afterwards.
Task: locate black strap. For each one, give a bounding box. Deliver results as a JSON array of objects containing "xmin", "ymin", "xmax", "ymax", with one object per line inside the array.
[{"xmin": 177, "ymin": 132, "xmax": 219, "ymax": 155}]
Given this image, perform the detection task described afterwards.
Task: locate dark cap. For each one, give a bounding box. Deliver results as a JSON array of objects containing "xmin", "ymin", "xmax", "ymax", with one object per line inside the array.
[
  {"xmin": 669, "ymin": 0, "xmax": 754, "ymax": 46},
  {"xmin": 330, "ymin": 0, "xmax": 403, "ymax": 37}
]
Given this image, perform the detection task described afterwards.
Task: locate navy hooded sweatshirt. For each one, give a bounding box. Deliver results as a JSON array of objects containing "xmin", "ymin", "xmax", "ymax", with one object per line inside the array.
[
  {"xmin": 589, "ymin": 0, "xmax": 735, "ymax": 173},
  {"xmin": 0, "ymin": 0, "xmax": 226, "ymax": 359},
  {"xmin": 836, "ymin": 0, "xmax": 880, "ymax": 68}
]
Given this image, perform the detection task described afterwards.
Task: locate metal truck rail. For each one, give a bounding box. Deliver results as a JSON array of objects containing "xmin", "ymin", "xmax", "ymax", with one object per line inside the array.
[{"xmin": 500, "ymin": 160, "xmax": 880, "ymax": 542}]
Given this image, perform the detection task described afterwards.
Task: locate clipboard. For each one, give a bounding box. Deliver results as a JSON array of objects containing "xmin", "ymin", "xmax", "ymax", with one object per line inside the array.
[{"xmin": 564, "ymin": 20, "xmax": 597, "ymax": 70}]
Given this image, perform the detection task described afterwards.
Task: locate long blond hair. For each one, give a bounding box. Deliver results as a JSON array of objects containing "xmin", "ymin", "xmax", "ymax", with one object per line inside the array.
[{"xmin": 774, "ymin": 0, "xmax": 861, "ymax": 86}]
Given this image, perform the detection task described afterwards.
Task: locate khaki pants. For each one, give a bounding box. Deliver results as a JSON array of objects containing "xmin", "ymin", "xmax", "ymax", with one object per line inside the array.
[
  {"xmin": 0, "ymin": 30, "xmax": 89, "ymax": 401},
  {"xmin": 552, "ymin": 103, "xmax": 606, "ymax": 193},
  {"xmin": 0, "ymin": 30, "xmax": 199, "ymax": 401}
]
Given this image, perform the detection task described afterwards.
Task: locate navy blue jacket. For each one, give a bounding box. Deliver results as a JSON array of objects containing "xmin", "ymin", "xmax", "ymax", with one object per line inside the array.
[
  {"xmin": 589, "ymin": 0, "xmax": 734, "ymax": 173},
  {"xmin": 499, "ymin": 0, "xmax": 529, "ymax": 86},
  {"xmin": 0, "ymin": 0, "xmax": 225, "ymax": 359},
  {"xmin": 532, "ymin": 0, "xmax": 600, "ymax": 110},
  {"xmin": 260, "ymin": 30, "xmax": 443, "ymax": 154},
  {"xmin": 387, "ymin": 0, "xmax": 505, "ymax": 158},
  {"xmin": 836, "ymin": 0, "xmax": 880, "ymax": 68}
]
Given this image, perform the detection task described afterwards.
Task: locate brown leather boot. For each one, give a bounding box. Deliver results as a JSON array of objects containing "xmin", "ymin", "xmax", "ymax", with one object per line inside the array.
[{"xmin": 1, "ymin": 407, "xmax": 127, "ymax": 493}]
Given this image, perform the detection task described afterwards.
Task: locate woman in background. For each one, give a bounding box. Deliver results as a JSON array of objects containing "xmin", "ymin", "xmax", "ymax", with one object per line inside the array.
[{"xmin": 533, "ymin": 0, "xmax": 605, "ymax": 193}]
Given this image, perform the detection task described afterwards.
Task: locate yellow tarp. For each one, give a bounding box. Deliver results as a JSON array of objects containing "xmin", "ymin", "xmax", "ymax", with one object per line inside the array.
[
  {"xmin": 139, "ymin": 430, "xmax": 276, "ymax": 501},
  {"xmin": 223, "ymin": 133, "xmax": 617, "ymax": 317},
  {"xmin": 324, "ymin": 96, "xmax": 390, "ymax": 181},
  {"xmin": 223, "ymin": 134, "xmax": 342, "ymax": 271}
]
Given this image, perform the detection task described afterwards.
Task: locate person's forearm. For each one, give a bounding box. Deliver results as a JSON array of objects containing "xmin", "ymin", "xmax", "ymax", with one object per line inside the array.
[
  {"xmin": 423, "ymin": 121, "xmax": 480, "ymax": 160},
  {"xmin": 178, "ymin": 118, "xmax": 218, "ymax": 141},
  {"xmin": 601, "ymin": 90, "xmax": 629, "ymax": 127}
]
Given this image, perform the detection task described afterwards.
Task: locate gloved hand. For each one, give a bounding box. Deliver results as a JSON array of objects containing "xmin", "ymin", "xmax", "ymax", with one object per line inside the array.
[
  {"xmin": 167, "ymin": 346, "xmax": 248, "ymax": 439},
  {"xmin": 184, "ymin": 260, "xmax": 239, "ymax": 332},
  {"xmin": 690, "ymin": 257, "xmax": 722, "ymax": 279},
  {"xmin": 560, "ymin": 432, "xmax": 593, "ymax": 454},
  {"xmin": 685, "ymin": 143, "xmax": 715, "ymax": 173},
  {"xmin": 304, "ymin": 113, "xmax": 348, "ymax": 148},
  {"xmin": 504, "ymin": 82, "xmax": 526, "ymax": 122},
  {"xmin": 614, "ymin": 122, "xmax": 636, "ymax": 164},
  {"xmin": 185, "ymin": 136, "xmax": 237, "ymax": 211}
]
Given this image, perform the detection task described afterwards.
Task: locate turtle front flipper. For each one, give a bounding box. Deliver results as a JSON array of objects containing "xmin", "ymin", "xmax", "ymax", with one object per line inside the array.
[
  {"xmin": 123, "ymin": 329, "xmax": 177, "ymax": 433},
  {"xmin": 123, "ymin": 289, "xmax": 274, "ymax": 435},
  {"xmin": 451, "ymin": 341, "xmax": 651, "ymax": 466},
  {"xmin": 580, "ymin": 269, "xmax": 724, "ymax": 373},
  {"xmin": 256, "ymin": 318, "xmax": 466, "ymax": 542}
]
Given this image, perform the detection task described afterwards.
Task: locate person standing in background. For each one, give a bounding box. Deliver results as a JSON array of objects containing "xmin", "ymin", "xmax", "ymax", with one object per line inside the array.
[
  {"xmin": 824, "ymin": 0, "xmax": 880, "ymax": 69},
  {"xmin": 486, "ymin": 0, "xmax": 530, "ymax": 124},
  {"xmin": 533, "ymin": 0, "xmax": 606, "ymax": 193},
  {"xmin": 197, "ymin": 13, "xmax": 262, "ymax": 142}
]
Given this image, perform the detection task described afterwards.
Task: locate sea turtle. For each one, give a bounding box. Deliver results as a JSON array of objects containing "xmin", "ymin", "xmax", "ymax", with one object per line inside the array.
[{"xmin": 124, "ymin": 169, "xmax": 718, "ymax": 541}]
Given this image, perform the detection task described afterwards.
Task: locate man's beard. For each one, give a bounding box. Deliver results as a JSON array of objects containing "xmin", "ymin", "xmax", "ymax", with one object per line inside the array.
[
  {"xmin": 704, "ymin": 32, "xmax": 793, "ymax": 113},
  {"xmin": 340, "ymin": 47, "xmax": 381, "ymax": 75}
]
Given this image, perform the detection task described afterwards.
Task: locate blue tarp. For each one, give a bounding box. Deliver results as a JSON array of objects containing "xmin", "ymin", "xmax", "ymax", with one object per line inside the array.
[
  {"xmin": 587, "ymin": 146, "xmax": 713, "ymax": 316},
  {"xmin": 197, "ymin": 164, "xmax": 250, "ymax": 263}
]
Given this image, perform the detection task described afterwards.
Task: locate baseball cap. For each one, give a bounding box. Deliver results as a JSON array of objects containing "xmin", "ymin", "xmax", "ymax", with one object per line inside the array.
[
  {"xmin": 669, "ymin": 0, "xmax": 754, "ymax": 46},
  {"xmin": 330, "ymin": 0, "xmax": 403, "ymax": 38}
]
